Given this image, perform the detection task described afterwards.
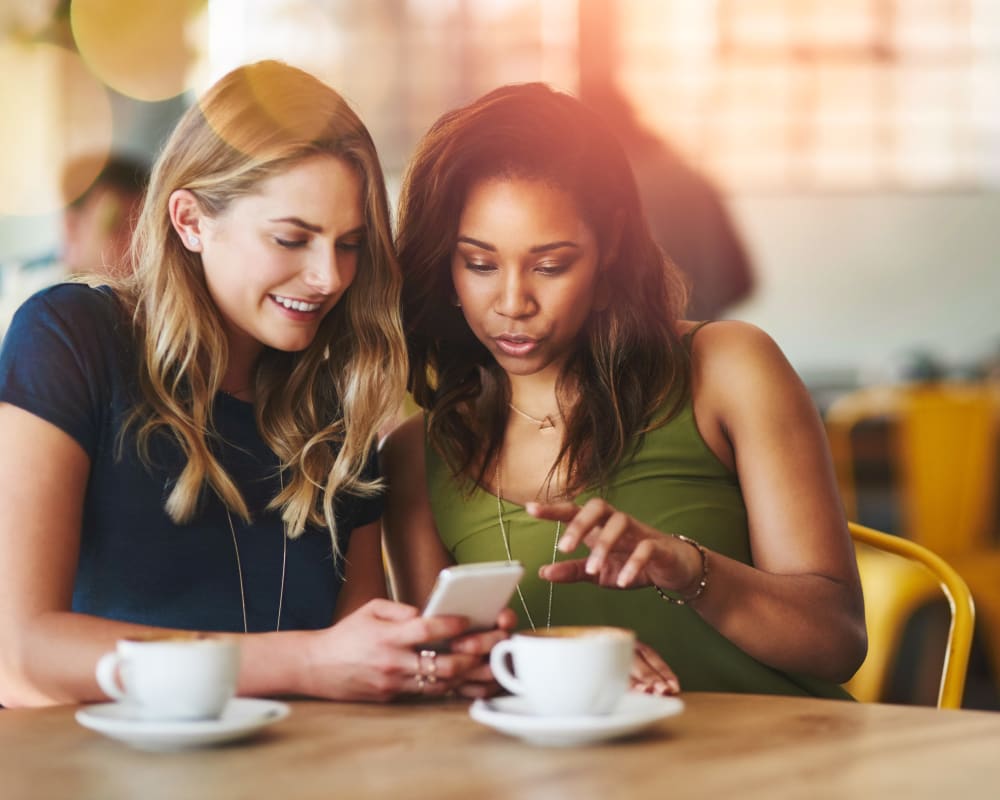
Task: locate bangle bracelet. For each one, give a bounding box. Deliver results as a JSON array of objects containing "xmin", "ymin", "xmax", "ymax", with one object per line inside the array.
[{"xmin": 654, "ymin": 534, "xmax": 709, "ymax": 605}]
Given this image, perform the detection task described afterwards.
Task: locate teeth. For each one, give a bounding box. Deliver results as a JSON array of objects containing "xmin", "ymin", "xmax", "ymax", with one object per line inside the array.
[{"xmin": 272, "ymin": 294, "xmax": 321, "ymax": 312}]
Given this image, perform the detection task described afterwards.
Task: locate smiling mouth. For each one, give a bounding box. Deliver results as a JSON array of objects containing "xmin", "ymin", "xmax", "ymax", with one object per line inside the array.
[{"xmin": 270, "ymin": 294, "xmax": 322, "ymax": 312}]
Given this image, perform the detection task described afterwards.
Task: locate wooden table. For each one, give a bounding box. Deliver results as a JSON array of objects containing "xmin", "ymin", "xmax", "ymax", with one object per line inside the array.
[{"xmin": 2, "ymin": 692, "xmax": 999, "ymax": 799}]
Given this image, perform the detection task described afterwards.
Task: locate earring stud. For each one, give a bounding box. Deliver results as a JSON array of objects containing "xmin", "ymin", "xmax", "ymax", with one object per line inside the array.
[{"xmin": 187, "ymin": 234, "xmax": 200, "ymax": 247}]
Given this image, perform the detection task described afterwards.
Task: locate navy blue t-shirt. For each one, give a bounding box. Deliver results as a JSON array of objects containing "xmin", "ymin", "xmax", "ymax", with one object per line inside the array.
[{"xmin": 0, "ymin": 284, "xmax": 383, "ymax": 632}]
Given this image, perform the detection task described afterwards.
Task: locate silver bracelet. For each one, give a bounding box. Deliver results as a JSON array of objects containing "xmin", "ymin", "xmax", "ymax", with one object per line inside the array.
[{"xmin": 654, "ymin": 534, "xmax": 709, "ymax": 605}]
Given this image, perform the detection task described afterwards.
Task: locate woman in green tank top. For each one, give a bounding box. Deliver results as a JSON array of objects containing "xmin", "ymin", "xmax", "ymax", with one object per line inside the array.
[{"xmin": 382, "ymin": 84, "xmax": 865, "ymax": 700}]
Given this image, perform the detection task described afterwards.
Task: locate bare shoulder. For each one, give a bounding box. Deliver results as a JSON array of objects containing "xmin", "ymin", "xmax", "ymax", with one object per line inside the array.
[
  {"xmin": 687, "ymin": 321, "xmax": 811, "ymax": 425},
  {"xmin": 690, "ymin": 320, "xmax": 796, "ymax": 382},
  {"xmin": 379, "ymin": 411, "xmax": 425, "ymax": 498},
  {"xmin": 686, "ymin": 319, "xmax": 783, "ymax": 361},
  {"xmin": 380, "ymin": 411, "xmax": 426, "ymax": 473}
]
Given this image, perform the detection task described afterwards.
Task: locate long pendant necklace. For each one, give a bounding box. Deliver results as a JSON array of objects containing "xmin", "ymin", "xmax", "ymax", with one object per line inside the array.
[
  {"xmin": 495, "ymin": 459, "xmax": 561, "ymax": 631},
  {"xmin": 224, "ymin": 471, "xmax": 288, "ymax": 633}
]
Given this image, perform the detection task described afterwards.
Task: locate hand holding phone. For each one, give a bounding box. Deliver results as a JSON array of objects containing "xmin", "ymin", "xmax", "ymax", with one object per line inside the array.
[{"xmin": 421, "ymin": 561, "xmax": 524, "ymax": 632}]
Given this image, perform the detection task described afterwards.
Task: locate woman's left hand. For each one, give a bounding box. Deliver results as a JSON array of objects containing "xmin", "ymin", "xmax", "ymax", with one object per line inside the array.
[
  {"xmin": 527, "ymin": 499, "xmax": 703, "ymax": 597},
  {"xmin": 631, "ymin": 640, "xmax": 680, "ymax": 695}
]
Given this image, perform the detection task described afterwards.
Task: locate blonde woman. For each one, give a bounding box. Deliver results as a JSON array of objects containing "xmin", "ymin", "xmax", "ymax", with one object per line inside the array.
[{"xmin": 0, "ymin": 61, "xmax": 500, "ymax": 707}]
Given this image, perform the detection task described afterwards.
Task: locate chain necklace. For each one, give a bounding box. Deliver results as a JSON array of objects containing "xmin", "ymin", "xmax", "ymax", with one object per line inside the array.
[
  {"xmin": 494, "ymin": 459, "xmax": 561, "ymax": 631},
  {"xmin": 508, "ymin": 402, "xmax": 559, "ymax": 432},
  {"xmin": 225, "ymin": 472, "xmax": 288, "ymax": 634}
]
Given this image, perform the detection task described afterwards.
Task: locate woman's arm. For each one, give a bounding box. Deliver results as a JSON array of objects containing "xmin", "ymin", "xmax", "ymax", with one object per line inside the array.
[
  {"xmin": 380, "ymin": 413, "xmax": 454, "ymax": 605},
  {"xmin": 380, "ymin": 413, "xmax": 524, "ymax": 697},
  {"xmin": 537, "ymin": 321, "xmax": 866, "ymax": 684},
  {"xmin": 692, "ymin": 320, "xmax": 866, "ymax": 681},
  {"xmin": 0, "ymin": 405, "xmax": 487, "ymax": 707},
  {"xmin": 0, "ymin": 403, "xmax": 159, "ymax": 705},
  {"xmin": 334, "ymin": 520, "xmax": 389, "ymax": 619}
]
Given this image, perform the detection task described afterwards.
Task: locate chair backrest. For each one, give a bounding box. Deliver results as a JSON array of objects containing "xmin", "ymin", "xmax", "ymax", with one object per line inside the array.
[
  {"xmin": 827, "ymin": 382, "xmax": 1000, "ymax": 557},
  {"xmin": 900, "ymin": 385, "xmax": 999, "ymax": 555},
  {"xmin": 848, "ymin": 522, "xmax": 975, "ymax": 709}
]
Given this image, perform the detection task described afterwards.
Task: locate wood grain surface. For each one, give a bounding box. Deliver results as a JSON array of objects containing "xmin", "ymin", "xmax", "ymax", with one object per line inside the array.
[{"xmin": 2, "ymin": 692, "xmax": 998, "ymax": 799}]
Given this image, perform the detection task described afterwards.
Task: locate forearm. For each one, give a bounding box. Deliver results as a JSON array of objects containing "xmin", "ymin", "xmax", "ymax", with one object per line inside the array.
[
  {"xmin": 234, "ymin": 629, "xmax": 318, "ymax": 697},
  {"xmin": 687, "ymin": 551, "xmax": 867, "ymax": 683},
  {"xmin": 1, "ymin": 612, "xmax": 187, "ymax": 706},
  {"xmin": 0, "ymin": 612, "xmax": 316, "ymax": 707}
]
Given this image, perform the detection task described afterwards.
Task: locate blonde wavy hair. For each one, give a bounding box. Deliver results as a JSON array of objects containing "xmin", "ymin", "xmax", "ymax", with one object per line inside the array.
[{"xmin": 111, "ymin": 60, "xmax": 405, "ymax": 559}]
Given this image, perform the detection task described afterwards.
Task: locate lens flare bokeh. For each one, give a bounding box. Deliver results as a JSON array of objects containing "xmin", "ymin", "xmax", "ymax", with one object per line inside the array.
[
  {"xmin": 0, "ymin": 40, "xmax": 113, "ymax": 216},
  {"xmin": 70, "ymin": 0, "xmax": 203, "ymax": 102}
]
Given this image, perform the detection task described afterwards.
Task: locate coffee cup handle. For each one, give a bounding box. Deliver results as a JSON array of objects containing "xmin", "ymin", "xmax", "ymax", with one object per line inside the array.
[
  {"xmin": 95, "ymin": 652, "xmax": 129, "ymax": 702},
  {"xmin": 489, "ymin": 640, "xmax": 524, "ymax": 697}
]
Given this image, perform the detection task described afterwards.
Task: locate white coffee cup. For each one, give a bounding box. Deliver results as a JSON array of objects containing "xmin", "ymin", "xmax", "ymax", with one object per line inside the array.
[
  {"xmin": 490, "ymin": 625, "xmax": 635, "ymax": 716},
  {"xmin": 96, "ymin": 634, "xmax": 241, "ymax": 721}
]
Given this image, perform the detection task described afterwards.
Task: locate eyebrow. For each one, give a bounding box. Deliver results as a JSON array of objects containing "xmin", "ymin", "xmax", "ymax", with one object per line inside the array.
[
  {"xmin": 456, "ymin": 236, "xmax": 580, "ymax": 254},
  {"xmin": 269, "ymin": 218, "xmax": 366, "ymax": 238},
  {"xmin": 270, "ymin": 216, "xmax": 324, "ymax": 233}
]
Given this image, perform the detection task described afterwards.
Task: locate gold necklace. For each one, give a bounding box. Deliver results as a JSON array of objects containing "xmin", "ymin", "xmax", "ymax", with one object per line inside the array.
[
  {"xmin": 508, "ymin": 402, "xmax": 559, "ymax": 432},
  {"xmin": 494, "ymin": 460, "xmax": 561, "ymax": 631},
  {"xmin": 225, "ymin": 472, "xmax": 288, "ymax": 633}
]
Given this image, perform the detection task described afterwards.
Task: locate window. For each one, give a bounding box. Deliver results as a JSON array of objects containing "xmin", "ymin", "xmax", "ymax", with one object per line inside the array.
[
  {"xmin": 203, "ymin": 0, "xmax": 578, "ymax": 175},
  {"xmin": 616, "ymin": 0, "xmax": 1000, "ymax": 189}
]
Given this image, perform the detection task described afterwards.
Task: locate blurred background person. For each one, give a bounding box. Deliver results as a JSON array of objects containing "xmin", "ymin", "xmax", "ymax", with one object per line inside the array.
[
  {"xmin": 59, "ymin": 152, "xmax": 150, "ymax": 277},
  {"xmin": 576, "ymin": 1, "xmax": 753, "ymax": 320},
  {"xmin": 0, "ymin": 153, "xmax": 149, "ymax": 337},
  {"xmin": 579, "ymin": 81, "xmax": 755, "ymax": 320}
]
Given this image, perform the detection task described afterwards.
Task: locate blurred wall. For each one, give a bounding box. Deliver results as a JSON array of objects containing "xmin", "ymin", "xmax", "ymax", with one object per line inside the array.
[{"xmin": 726, "ymin": 191, "xmax": 1000, "ymax": 379}]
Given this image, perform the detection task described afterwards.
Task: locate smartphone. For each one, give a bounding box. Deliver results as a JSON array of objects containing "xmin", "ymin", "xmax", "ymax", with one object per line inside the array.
[{"xmin": 421, "ymin": 560, "xmax": 524, "ymax": 631}]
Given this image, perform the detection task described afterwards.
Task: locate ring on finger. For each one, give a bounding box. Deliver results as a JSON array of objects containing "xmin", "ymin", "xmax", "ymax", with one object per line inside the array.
[{"xmin": 418, "ymin": 649, "xmax": 439, "ymax": 685}]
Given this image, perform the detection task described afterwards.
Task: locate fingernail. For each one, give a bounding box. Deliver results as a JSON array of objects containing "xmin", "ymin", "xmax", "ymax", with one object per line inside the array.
[
  {"xmin": 668, "ymin": 678, "xmax": 680, "ymax": 693},
  {"xmin": 525, "ymin": 502, "xmax": 538, "ymax": 515},
  {"xmin": 585, "ymin": 557, "xmax": 598, "ymax": 575}
]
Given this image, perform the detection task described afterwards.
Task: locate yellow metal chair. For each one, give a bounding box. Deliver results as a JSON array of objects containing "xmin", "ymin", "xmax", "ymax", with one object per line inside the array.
[
  {"xmin": 826, "ymin": 382, "xmax": 1000, "ymax": 556},
  {"xmin": 827, "ymin": 382, "xmax": 1000, "ymax": 684},
  {"xmin": 846, "ymin": 522, "xmax": 975, "ymax": 709}
]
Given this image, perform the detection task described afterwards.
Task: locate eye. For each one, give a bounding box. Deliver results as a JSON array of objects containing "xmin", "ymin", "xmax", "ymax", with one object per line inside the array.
[
  {"xmin": 336, "ymin": 238, "xmax": 364, "ymax": 253},
  {"xmin": 535, "ymin": 262, "xmax": 568, "ymax": 276},
  {"xmin": 463, "ymin": 259, "xmax": 496, "ymax": 274},
  {"xmin": 274, "ymin": 237, "xmax": 307, "ymax": 249}
]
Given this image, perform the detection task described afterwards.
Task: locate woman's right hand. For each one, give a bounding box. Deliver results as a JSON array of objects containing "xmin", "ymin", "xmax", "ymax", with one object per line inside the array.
[{"xmin": 299, "ymin": 598, "xmax": 487, "ymax": 702}]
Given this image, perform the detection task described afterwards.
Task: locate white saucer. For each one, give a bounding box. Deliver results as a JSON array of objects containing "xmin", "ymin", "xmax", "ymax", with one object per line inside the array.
[
  {"xmin": 469, "ymin": 692, "xmax": 684, "ymax": 747},
  {"xmin": 75, "ymin": 698, "xmax": 290, "ymax": 751}
]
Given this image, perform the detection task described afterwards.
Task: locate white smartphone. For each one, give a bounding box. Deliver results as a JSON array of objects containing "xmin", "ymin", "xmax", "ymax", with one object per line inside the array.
[{"xmin": 421, "ymin": 560, "xmax": 524, "ymax": 631}]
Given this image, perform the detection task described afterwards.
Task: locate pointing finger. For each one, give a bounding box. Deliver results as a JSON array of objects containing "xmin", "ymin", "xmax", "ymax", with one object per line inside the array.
[{"xmin": 539, "ymin": 558, "xmax": 594, "ymax": 584}]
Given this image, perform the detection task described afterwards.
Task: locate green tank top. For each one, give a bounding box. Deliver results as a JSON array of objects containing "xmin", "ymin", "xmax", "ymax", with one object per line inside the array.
[{"xmin": 425, "ymin": 350, "xmax": 852, "ymax": 700}]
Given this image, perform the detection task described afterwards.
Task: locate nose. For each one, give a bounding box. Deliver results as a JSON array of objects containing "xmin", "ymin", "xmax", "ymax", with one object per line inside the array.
[
  {"xmin": 494, "ymin": 272, "xmax": 536, "ymax": 319},
  {"xmin": 304, "ymin": 246, "xmax": 353, "ymax": 296}
]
